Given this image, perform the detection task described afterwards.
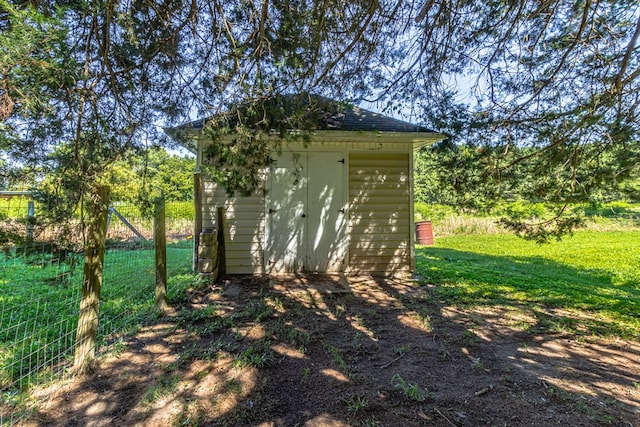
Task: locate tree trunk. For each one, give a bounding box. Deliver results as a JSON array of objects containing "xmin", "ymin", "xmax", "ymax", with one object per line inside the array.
[{"xmin": 74, "ymin": 185, "xmax": 110, "ymax": 374}]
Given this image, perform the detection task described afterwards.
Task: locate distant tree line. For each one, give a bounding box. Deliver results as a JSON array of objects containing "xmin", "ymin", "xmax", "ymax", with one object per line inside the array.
[{"xmin": 410, "ymin": 90, "xmax": 640, "ymax": 240}]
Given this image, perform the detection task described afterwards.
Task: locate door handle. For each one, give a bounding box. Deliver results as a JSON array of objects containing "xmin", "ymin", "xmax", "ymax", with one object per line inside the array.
[
  {"xmin": 301, "ymin": 213, "xmax": 306, "ymax": 218},
  {"xmin": 338, "ymin": 208, "xmax": 345, "ymax": 214},
  {"xmin": 268, "ymin": 208, "xmax": 277, "ymax": 214}
]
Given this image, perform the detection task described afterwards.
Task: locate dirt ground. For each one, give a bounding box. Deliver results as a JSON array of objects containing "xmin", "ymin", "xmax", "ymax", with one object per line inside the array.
[{"xmin": 25, "ymin": 275, "xmax": 640, "ymax": 426}]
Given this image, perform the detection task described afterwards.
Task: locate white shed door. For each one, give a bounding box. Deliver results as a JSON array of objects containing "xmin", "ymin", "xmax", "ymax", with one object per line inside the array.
[{"xmin": 265, "ymin": 151, "xmax": 346, "ymax": 273}]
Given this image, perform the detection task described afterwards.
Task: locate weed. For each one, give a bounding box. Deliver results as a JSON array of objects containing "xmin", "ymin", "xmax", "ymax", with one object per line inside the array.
[
  {"xmin": 352, "ymin": 314, "xmax": 365, "ymax": 327},
  {"xmin": 172, "ymin": 400, "xmax": 207, "ymax": 427},
  {"xmin": 198, "ymin": 347, "xmax": 219, "ymax": 362},
  {"xmin": 177, "ymin": 343, "xmax": 199, "ymax": 363},
  {"xmin": 265, "ymin": 296, "xmax": 286, "ymax": 312},
  {"xmin": 470, "ymin": 357, "xmax": 483, "ymax": 370},
  {"xmin": 546, "ymin": 386, "xmax": 572, "ymax": 402},
  {"xmin": 334, "ymin": 303, "xmax": 347, "ymax": 318},
  {"xmin": 352, "ymin": 332, "xmax": 363, "ymax": 351},
  {"xmin": 391, "ymin": 374, "xmax": 430, "ymax": 402},
  {"xmin": 301, "ymin": 367, "xmax": 311, "ymax": 381},
  {"xmin": 304, "ymin": 291, "xmax": 319, "ymax": 306},
  {"xmin": 111, "ymin": 339, "xmax": 126, "ymax": 358},
  {"xmin": 232, "ymin": 327, "xmax": 243, "ymax": 341},
  {"xmin": 234, "ymin": 300, "xmax": 274, "ymax": 323},
  {"xmin": 233, "ymin": 346, "xmax": 273, "ymax": 368},
  {"xmin": 187, "ymin": 316, "xmax": 231, "ymax": 336},
  {"xmin": 222, "ymin": 378, "xmax": 243, "ymax": 394},
  {"xmin": 176, "ymin": 306, "xmax": 219, "ymax": 325},
  {"xmin": 394, "ymin": 344, "xmax": 411, "ymax": 355},
  {"xmin": 601, "ymin": 414, "xmax": 615, "ymax": 424},
  {"xmin": 195, "ymin": 369, "xmax": 209, "ymax": 382},
  {"xmin": 325, "ymin": 343, "xmax": 351, "ymax": 376},
  {"xmin": 162, "ymin": 361, "xmax": 180, "ymax": 373},
  {"xmin": 342, "ymin": 394, "xmax": 368, "ymax": 414},
  {"xmin": 267, "ymin": 318, "xmax": 310, "ymax": 350},
  {"xmin": 360, "ymin": 417, "xmax": 380, "ymax": 427},
  {"xmin": 411, "ymin": 309, "xmax": 432, "ymax": 330},
  {"xmin": 462, "ymin": 329, "xmax": 481, "ymax": 345},
  {"xmin": 143, "ymin": 373, "xmax": 179, "ymax": 404},
  {"xmin": 438, "ymin": 346, "xmax": 452, "ymax": 361}
]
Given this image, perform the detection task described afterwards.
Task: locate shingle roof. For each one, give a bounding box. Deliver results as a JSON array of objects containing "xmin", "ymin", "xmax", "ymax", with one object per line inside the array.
[
  {"xmin": 166, "ymin": 94, "xmax": 435, "ymax": 134},
  {"xmin": 316, "ymin": 101, "xmax": 432, "ymax": 132}
]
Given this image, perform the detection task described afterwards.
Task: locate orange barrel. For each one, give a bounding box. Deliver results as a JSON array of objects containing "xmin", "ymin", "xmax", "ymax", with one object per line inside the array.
[{"xmin": 415, "ymin": 221, "xmax": 434, "ymax": 245}]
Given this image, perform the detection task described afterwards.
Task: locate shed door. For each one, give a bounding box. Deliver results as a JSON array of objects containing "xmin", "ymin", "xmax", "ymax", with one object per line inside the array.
[{"xmin": 265, "ymin": 151, "xmax": 346, "ymax": 273}]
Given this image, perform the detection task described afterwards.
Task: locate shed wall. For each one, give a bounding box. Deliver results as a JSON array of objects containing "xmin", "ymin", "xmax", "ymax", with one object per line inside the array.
[
  {"xmin": 348, "ymin": 152, "xmax": 411, "ymax": 276},
  {"xmin": 202, "ymin": 180, "xmax": 265, "ymax": 274},
  {"xmin": 200, "ymin": 140, "xmax": 414, "ymax": 275}
]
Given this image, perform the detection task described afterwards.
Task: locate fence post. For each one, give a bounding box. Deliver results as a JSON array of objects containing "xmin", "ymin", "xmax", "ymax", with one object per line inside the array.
[
  {"xmin": 193, "ymin": 173, "xmax": 203, "ymax": 272},
  {"xmin": 217, "ymin": 207, "xmax": 226, "ymax": 276},
  {"xmin": 26, "ymin": 200, "xmax": 35, "ymax": 241},
  {"xmin": 74, "ymin": 185, "xmax": 110, "ymax": 374},
  {"xmin": 154, "ymin": 197, "xmax": 169, "ymax": 311}
]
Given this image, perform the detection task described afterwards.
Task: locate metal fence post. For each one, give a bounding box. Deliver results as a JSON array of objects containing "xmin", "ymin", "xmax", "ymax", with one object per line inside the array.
[
  {"xmin": 193, "ymin": 173, "xmax": 203, "ymax": 273},
  {"xmin": 154, "ymin": 197, "xmax": 169, "ymax": 311},
  {"xmin": 26, "ymin": 200, "xmax": 35, "ymax": 241}
]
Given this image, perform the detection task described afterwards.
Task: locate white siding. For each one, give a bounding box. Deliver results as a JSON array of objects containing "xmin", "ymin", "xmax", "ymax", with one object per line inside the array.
[
  {"xmin": 198, "ymin": 139, "xmax": 415, "ymax": 276},
  {"xmin": 348, "ymin": 152, "xmax": 411, "ymax": 276},
  {"xmin": 201, "ymin": 179, "xmax": 265, "ymax": 274}
]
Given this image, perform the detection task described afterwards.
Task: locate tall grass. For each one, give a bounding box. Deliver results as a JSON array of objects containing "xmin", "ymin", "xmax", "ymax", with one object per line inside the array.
[{"xmin": 415, "ymin": 201, "xmax": 640, "ymax": 237}]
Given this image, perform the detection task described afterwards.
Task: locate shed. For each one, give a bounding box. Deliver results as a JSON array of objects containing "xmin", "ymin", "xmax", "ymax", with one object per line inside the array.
[{"xmin": 166, "ymin": 96, "xmax": 445, "ymax": 277}]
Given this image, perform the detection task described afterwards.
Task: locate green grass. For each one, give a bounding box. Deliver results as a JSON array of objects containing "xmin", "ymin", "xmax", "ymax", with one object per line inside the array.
[
  {"xmin": 0, "ymin": 239, "xmax": 196, "ymax": 391},
  {"xmin": 0, "ymin": 197, "xmax": 32, "ymax": 219},
  {"xmin": 391, "ymin": 374, "xmax": 430, "ymax": 402},
  {"xmin": 416, "ymin": 231, "xmax": 640, "ymax": 338},
  {"xmin": 110, "ymin": 201, "xmax": 194, "ymax": 221}
]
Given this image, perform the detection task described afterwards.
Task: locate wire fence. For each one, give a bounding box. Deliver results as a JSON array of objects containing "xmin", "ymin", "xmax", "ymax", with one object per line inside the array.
[{"xmin": 0, "ymin": 193, "xmax": 196, "ymax": 425}]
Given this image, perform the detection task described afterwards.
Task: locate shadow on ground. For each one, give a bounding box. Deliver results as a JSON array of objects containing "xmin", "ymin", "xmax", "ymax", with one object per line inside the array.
[{"xmin": 24, "ymin": 268, "xmax": 640, "ymax": 426}]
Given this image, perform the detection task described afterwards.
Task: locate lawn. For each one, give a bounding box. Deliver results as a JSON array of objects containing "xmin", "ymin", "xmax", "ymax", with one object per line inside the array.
[
  {"xmin": 3, "ymin": 228, "xmax": 640, "ymax": 426},
  {"xmin": 0, "ymin": 240, "xmax": 194, "ymax": 393},
  {"xmin": 416, "ymin": 230, "xmax": 640, "ymax": 339},
  {"xmin": 3, "ymin": 230, "xmax": 638, "ymax": 426}
]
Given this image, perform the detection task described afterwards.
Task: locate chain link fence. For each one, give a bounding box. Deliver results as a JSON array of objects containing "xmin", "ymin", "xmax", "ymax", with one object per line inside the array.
[{"xmin": 0, "ymin": 192, "xmax": 196, "ymax": 425}]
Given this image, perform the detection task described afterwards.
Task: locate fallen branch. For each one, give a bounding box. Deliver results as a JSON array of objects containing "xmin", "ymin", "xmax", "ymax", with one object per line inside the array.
[
  {"xmin": 474, "ymin": 384, "xmax": 494, "ymax": 396},
  {"xmin": 434, "ymin": 407, "xmax": 458, "ymax": 427},
  {"xmin": 379, "ymin": 352, "xmax": 406, "ymax": 368}
]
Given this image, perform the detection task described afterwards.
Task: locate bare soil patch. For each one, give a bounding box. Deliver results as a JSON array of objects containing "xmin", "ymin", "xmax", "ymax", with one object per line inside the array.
[{"xmin": 25, "ymin": 275, "xmax": 640, "ymax": 426}]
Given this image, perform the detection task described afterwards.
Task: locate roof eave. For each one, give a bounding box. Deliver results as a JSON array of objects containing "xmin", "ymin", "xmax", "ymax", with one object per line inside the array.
[
  {"xmin": 308, "ymin": 130, "xmax": 446, "ymax": 148},
  {"xmin": 164, "ymin": 127, "xmax": 447, "ymax": 153},
  {"xmin": 163, "ymin": 126, "xmax": 199, "ymax": 154}
]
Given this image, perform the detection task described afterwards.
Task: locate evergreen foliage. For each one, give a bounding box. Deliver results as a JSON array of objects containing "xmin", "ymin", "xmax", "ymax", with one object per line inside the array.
[{"xmin": 0, "ymin": 1, "xmax": 638, "ymax": 238}]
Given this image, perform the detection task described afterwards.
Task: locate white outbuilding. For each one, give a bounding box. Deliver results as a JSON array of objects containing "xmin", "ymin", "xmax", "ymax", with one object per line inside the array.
[{"xmin": 166, "ymin": 95, "xmax": 445, "ymax": 277}]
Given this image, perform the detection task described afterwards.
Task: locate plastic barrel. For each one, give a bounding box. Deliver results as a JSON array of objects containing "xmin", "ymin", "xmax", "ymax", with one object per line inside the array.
[{"xmin": 415, "ymin": 221, "xmax": 434, "ymax": 245}]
